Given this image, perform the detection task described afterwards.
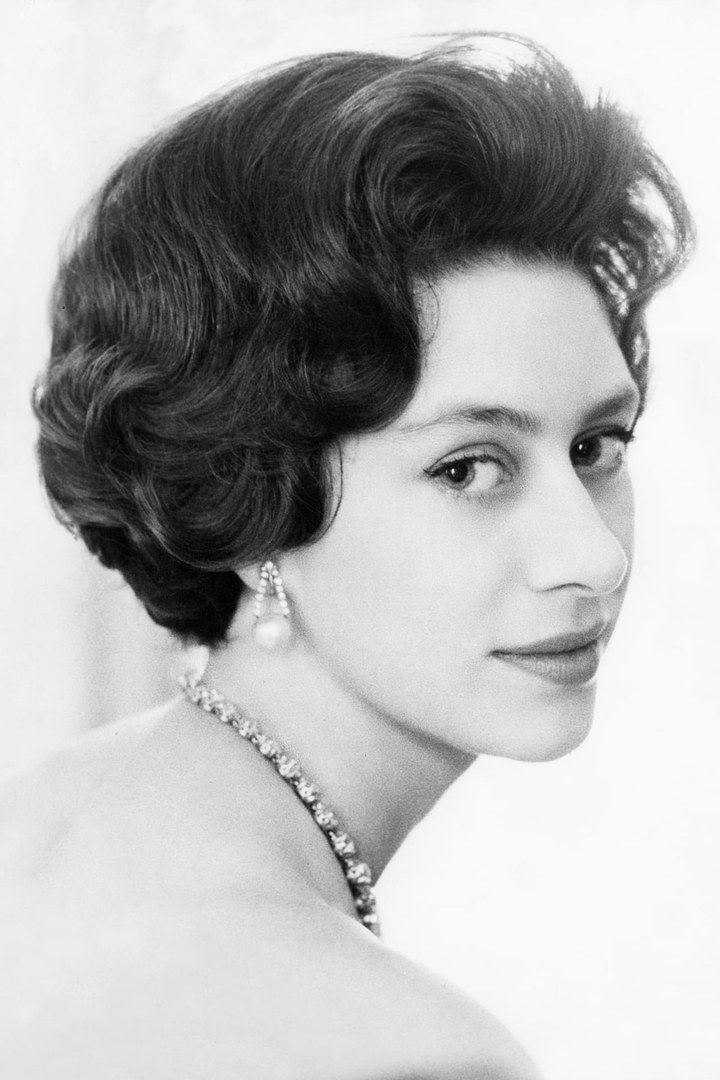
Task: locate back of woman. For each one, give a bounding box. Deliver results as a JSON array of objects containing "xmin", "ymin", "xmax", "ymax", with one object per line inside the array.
[{"xmin": 0, "ymin": 704, "xmax": 538, "ymax": 1079}]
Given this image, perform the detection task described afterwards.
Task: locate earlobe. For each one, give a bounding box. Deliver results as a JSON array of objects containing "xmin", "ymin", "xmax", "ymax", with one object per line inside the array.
[{"xmin": 235, "ymin": 561, "xmax": 264, "ymax": 592}]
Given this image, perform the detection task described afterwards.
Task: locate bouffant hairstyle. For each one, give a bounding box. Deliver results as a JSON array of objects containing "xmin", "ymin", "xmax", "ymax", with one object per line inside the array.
[{"xmin": 33, "ymin": 36, "xmax": 692, "ymax": 647}]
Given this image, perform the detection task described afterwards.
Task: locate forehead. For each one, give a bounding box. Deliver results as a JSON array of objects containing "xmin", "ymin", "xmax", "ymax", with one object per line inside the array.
[{"xmin": 402, "ymin": 262, "xmax": 634, "ymax": 426}]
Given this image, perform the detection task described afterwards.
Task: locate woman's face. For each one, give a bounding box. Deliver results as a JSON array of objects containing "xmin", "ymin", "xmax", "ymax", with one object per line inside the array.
[{"xmin": 286, "ymin": 262, "xmax": 639, "ymax": 761}]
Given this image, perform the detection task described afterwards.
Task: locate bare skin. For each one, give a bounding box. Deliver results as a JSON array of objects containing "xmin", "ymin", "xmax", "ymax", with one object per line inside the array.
[
  {"xmin": 0, "ymin": 702, "xmax": 541, "ymax": 1080},
  {"xmin": 1, "ymin": 264, "xmax": 639, "ymax": 1077}
]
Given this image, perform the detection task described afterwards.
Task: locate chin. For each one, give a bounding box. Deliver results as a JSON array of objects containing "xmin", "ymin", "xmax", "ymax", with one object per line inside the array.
[{"xmin": 478, "ymin": 685, "xmax": 597, "ymax": 762}]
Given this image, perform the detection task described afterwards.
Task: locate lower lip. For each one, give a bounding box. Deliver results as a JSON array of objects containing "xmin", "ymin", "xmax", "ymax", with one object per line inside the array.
[{"xmin": 492, "ymin": 641, "xmax": 601, "ymax": 686}]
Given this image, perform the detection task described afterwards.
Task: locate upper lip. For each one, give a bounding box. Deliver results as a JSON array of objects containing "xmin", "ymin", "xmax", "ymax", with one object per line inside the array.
[{"xmin": 494, "ymin": 622, "xmax": 608, "ymax": 656}]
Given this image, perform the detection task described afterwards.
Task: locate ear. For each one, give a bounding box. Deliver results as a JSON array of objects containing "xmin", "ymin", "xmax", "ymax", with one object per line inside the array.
[
  {"xmin": 235, "ymin": 562, "xmax": 263, "ymax": 592},
  {"xmin": 236, "ymin": 558, "xmax": 290, "ymax": 593}
]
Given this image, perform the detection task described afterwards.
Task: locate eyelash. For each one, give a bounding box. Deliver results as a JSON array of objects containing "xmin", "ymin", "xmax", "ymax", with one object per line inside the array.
[
  {"xmin": 427, "ymin": 426, "xmax": 636, "ymax": 498},
  {"xmin": 571, "ymin": 426, "xmax": 636, "ymax": 473}
]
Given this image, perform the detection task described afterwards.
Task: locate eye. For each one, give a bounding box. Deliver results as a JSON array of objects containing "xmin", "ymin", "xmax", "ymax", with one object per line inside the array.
[
  {"xmin": 428, "ymin": 452, "xmax": 508, "ymax": 495},
  {"xmin": 571, "ymin": 428, "xmax": 635, "ymax": 474}
]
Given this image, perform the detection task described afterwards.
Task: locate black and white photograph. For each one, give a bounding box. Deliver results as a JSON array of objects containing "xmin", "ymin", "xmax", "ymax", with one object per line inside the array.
[{"xmin": 1, "ymin": 2, "xmax": 718, "ymax": 1078}]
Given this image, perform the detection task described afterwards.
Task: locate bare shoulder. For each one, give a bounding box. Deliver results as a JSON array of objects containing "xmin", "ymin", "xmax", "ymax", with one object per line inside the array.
[
  {"xmin": 0, "ymin": 706, "xmax": 162, "ymax": 876},
  {"xmin": 242, "ymin": 904, "xmax": 544, "ymax": 1080},
  {"xmin": 0, "ymin": 711, "xmax": 541, "ymax": 1080},
  {"xmin": 1, "ymin": 892, "xmax": 541, "ymax": 1080}
]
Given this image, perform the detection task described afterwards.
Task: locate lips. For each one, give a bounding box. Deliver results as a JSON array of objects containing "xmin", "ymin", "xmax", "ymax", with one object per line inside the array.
[
  {"xmin": 492, "ymin": 623, "xmax": 608, "ymax": 686},
  {"xmin": 498, "ymin": 623, "xmax": 607, "ymax": 656}
]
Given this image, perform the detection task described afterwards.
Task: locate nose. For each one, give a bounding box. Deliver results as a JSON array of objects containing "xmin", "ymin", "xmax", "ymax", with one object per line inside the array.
[{"xmin": 520, "ymin": 470, "xmax": 630, "ymax": 597}]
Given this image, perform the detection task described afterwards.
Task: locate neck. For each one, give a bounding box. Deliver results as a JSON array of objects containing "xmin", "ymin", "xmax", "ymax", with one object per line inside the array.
[{"xmin": 195, "ymin": 602, "xmax": 473, "ymax": 907}]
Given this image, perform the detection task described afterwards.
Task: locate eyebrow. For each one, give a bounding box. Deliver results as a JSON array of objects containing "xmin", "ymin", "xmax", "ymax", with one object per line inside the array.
[{"xmin": 397, "ymin": 385, "xmax": 642, "ymax": 436}]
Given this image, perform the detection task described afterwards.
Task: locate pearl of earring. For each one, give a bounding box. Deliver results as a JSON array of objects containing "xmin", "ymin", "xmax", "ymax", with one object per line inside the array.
[{"xmin": 252, "ymin": 561, "xmax": 292, "ymax": 650}]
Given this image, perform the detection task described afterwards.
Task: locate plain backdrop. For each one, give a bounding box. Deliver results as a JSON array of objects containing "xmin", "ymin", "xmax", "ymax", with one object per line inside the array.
[{"xmin": 1, "ymin": 2, "xmax": 719, "ymax": 1078}]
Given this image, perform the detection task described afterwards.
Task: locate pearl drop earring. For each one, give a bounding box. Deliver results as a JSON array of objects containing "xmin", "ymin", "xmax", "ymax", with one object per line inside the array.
[{"xmin": 252, "ymin": 560, "xmax": 292, "ymax": 649}]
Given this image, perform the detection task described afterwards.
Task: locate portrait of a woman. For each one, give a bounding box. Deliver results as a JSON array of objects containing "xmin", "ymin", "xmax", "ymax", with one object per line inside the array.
[{"xmin": 1, "ymin": 5, "xmax": 716, "ymax": 1079}]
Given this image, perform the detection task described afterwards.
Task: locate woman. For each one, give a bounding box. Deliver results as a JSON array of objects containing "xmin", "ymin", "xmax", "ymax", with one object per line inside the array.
[{"xmin": 3, "ymin": 35, "xmax": 691, "ymax": 1079}]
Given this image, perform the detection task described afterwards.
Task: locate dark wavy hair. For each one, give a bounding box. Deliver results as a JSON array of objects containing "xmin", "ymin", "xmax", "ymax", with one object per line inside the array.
[{"xmin": 33, "ymin": 36, "xmax": 693, "ymax": 647}]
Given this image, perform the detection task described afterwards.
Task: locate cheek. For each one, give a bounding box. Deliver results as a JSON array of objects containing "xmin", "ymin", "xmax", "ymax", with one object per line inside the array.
[
  {"xmin": 607, "ymin": 469, "xmax": 635, "ymax": 573},
  {"xmin": 585, "ymin": 468, "xmax": 635, "ymax": 612},
  {"xmin": 292, "ymin": 480, "xmax": 512, "ymax": 677}
]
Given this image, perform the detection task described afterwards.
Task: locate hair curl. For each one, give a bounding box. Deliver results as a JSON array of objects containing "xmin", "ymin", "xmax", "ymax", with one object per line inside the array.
[{"xmin": 33, "ymin": 35, "xmax": 693, "ymax": 646}]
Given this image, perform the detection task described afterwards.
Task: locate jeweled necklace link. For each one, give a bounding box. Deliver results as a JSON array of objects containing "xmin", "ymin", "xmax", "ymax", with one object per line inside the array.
[{"xmin": 179, "ymin": 672, "xmax": 380, "ymax": 936}]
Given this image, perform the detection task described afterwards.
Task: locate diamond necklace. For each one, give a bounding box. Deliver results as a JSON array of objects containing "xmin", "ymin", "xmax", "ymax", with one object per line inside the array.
[{"xmin": 179, "ymin": 671, "xmax": 380, "ymax": 936}]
